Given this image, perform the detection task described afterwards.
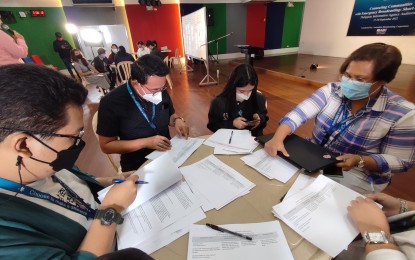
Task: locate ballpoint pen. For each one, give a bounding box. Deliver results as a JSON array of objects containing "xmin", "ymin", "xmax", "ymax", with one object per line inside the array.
[
  {"xmin": 112, "ymin": 179, "xmax": 149, "ymax": 184},
  {"xmin": 206, "ymin": 223, "xmax": 253, "ymax": 241},
  {"xmin": 229, "ymin": 130, "xmax": 234, "ymax": 144},
  {"xmin": 368, "ymin": 176, "xmax": 375, "ymax": 194}
]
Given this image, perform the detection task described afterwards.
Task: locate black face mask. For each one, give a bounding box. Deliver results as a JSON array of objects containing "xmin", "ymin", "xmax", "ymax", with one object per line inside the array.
[
  {"xmin": 29, "ymin": 135, "xmax": 85, "ymax": 172},
  {"xmin": 76, "ymin": 54, "xmax": 83, "ymax": 59}
]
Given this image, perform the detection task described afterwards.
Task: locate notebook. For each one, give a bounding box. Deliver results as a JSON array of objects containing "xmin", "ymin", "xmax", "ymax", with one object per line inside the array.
[{"xmin": 255, "ymin": 133, "xmax": 339, "ymax": 173}]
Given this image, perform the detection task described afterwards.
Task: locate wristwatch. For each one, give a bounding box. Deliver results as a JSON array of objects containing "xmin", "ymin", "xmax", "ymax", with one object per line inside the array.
[
  {"xmin": 362, "ymin": 231, "xmax": 390, "ymax": 244},
  {"xmin": 357, "ymin": 155, "xmax": 365, "ymax": 168},
  {"xmin": 94, "ymin": 207, "xmax": 124, "ymax": 225}
]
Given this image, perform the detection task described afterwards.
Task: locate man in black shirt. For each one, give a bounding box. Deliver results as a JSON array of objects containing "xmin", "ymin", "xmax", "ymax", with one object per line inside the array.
[
  {"xmin": 92, "ymin": 48, "xmax": 115, "ymax": 88},
  {"xmin": 52, "ymin": 32, "xmax": 75, "ymax": 78},
  {"xmin": 97, "ymin": 54, "xmax": 189, "ymax": 172}
]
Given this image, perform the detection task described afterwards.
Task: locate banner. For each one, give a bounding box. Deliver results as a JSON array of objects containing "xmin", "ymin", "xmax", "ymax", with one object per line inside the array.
[{"xmin": 347, "ymin": 0, "xmax": 415, "ymax": 36}]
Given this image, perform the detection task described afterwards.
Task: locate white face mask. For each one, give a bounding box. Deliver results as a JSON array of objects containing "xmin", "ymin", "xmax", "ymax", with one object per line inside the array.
[
  {"xmin": 142, "ymin": 91, "xmax": 162, "ymax": 105},
  {"xmin": 99, "ymin": 54, "xmax": 106, "ymax": 59},
  {"xmin": 111, "ymin": 48, "xmax": 118, "ymax": 54},
  {"xmin": 236, "ymin": 91, "xmax": 251, "ymax": 102}
]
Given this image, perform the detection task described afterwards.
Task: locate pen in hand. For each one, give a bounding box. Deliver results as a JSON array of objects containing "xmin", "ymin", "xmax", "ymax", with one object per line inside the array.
[
  {"xmin": 229, "ymin": 131, "xmax": 234, "ymax": 144},
  {"xmin": 368, "ymin": 176, "xmax": 375, "ymax": 194},
  {"xmin": 112, "ymin": 179, "xmax": 149, "ymax": 185},
  {"xmin": 206, "ymin": 223, "xmax": 253, "ymax": 241}
]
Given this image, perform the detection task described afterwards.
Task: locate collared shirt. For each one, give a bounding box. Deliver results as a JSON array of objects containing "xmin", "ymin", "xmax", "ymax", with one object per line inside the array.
[
  {"xmin": 137, "ymin": 47, "xmax": 150, "ymax": 58},
  {"xmin": 280, "ymin": 83, "xmax": 415, "ymax": 182}
]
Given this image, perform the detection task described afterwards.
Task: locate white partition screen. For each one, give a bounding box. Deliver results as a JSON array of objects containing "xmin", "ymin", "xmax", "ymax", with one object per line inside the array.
[{"xmin": 181, "ymin": 7, "xmax": 207, "ymax": 61}]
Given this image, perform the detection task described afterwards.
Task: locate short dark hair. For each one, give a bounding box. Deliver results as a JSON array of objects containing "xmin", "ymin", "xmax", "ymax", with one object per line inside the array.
[
  {"xmin": 118, "ymin": 45, "xmax": 127, "ymax": 55},
  {"xmin": 137, "ymin": 41, "xmax": 144, "ymax": 45},
  {"xmin": 55, "ymin": 32, "xmax": 62, "ymax": 37},
  {"xmin": 97, "ymin": 48, "xmax": 106, "ymax": 55},
  {"xmin": 218, "ymin": 64, "xmax": 259, "ymax": 115},
  {"xmin": 0, "ymin": 64, "xmax": 88, "ymax": 142},
  {"xmin": 130, "ymin": 54, "xmax": 169, "ymax": 84},
  {"xmin": 339, "ymin": 43, "xmax": 402, "ymax": 83}
]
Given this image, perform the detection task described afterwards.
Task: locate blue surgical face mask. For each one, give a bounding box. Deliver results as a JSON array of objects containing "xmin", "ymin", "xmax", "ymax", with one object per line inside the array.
[{"xmin": 340, "ymin": 75, "xmax": 375, "ymax": 100}]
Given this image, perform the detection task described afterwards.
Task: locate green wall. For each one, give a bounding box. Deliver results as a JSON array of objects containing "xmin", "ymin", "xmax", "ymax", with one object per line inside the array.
[
  {"xmin": 205, "ymin": 4, "xmax": 227, "ymax": 55},
  {"xmin": 281, "ymin": 3, "xmax": 304, "ymax": 48},
  {"xmin": 0, "ymin": 7, "xmax": 75, "ymax": 69}
]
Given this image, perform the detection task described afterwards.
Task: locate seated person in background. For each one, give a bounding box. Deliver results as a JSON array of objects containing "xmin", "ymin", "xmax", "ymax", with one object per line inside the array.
[
  {"xmin": 108, "ymin": 44, "xmax": 118, "ymax": 64},
  {"xmin": 207, "ymin": 64, "xmax": 268, "ymax": 137},
  {"xmin": 97, "ymin": 54, "xmax": 189, "ymax": 172},
  {"xmin": 114, "ymin": 46, "xmax": 135, "ymax": 65},
  {"xmin": 0, "ymin": 64, "xmax": 151, "ymax": 259},
  {"xmin": 345, "ymin": 193, "xmax": 415, "ymax": 260},
  {"xmin": 71, "ymin": 49, "xmax": 111, "ymax": 91},
  {"xmin": 93, "ymin": 47, "xmax": 115, "ymax": 89},
  {"xmin": 137, "ymin": 41, "xmax": 150, "ymax": 58},
  {"xmin": 265, "ymin": 43, "xmax": 415, "ymax": 194},
  {"xmin": 147, "ymin": 40, "xmax": 163, "ymax": 60}
]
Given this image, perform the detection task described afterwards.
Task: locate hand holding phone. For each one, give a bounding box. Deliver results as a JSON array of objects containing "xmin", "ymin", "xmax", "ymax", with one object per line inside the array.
[{"xmin": 247, "ymin": 119, "xmax": 260, "ymax": 125}]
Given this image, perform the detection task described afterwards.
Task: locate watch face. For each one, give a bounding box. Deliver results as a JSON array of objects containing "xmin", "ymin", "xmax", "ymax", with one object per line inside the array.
[
  {"xmin": 103, "ymin": 208, "xmax": 115, "ymax": 224},
  {"xmin": 367, "ymin": 231, "xmax": 387, "ymax": 243}
]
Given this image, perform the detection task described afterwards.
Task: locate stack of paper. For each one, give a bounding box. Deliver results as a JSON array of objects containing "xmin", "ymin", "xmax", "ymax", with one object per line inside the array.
[
  {"xmin": 204, "ymin": 129, "xmax": 258, "ymax": 154},
  {"xmin": 272, "ymin": 175, "xmax": 360, "ymax": 258},
  {"xmin": 187, "ymin": 221, "xmax": 294, "ymax": 260},
  {"xmin": 98, "ymin": 154, "xmax": 206, "ymax": 254},
  {"xmin": 181, "ymin": 155, "xmax": 255, "ymax": 211},
  {"xmin": 145, "ymin": 135, "xmax": 205, "ymax": 166},
  {"xmin": 240, "ymin": 149, "xmax": 299, "ymax": 183}
]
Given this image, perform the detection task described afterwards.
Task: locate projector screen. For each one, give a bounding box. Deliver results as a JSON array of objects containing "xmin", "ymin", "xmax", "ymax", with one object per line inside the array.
[{"xmin": 181, "ymin": 7, "xmax": 207, "ymax": 61}]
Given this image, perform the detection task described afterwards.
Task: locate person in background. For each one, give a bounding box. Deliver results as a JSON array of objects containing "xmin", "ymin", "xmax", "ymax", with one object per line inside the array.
[
  {"xmin": 0, "ymin": 17, "xmax": 28, "ymax": 65},
  {"xmin": 93, "ymin": 48, "xmax": 115, "ymax": 89},
  {"xmin": 108, "ymin": 44, "xmax": 118, "ymax": 64},
  {"xmin": 114, "ymin": 46, "xmax": 135, "ymax": 65},
  {"xmin": 207, "ymin": 64, "xmax": 268, "ymax": 137},
  {"xmin": 265, "ymin": 43, "xmax": 415, "ymax": 194},
  {"xmin": 136, "ymin": 41, "xmax": 150, "ymax": 59},
  {"xmin": 146, "ymin": 40, "xmax": 163, "ymax": 60},
  {"xmin": 97, "ymin": 54, "xmax": 189, "ymax": 172},
  {"xmin": 71, "ymin": 49, "xmax": 111, "ymax": 92},
  {"xmin": 0, "ymin": 64, "xmax": 152, "ymax": 259},
  {"xmin": 53, "ymin": 32, "xmax": 75, "ymax": 78},
  {"xmin": 344, "ymin": 193, "xmax": 415, "ymax": 260}
]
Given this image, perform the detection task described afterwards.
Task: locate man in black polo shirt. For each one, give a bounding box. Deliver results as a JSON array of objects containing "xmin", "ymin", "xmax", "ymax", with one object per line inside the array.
[
  {"xmin": 52, "ymin": 32, "xmax": 75, "ymax": 78},
  {"xmin": 97, "ymin": 54, "xmax": 189, "ymax": 172}
]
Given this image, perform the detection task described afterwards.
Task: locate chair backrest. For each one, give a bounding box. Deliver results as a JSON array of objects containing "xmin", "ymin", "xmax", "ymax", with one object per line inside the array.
[
  {"xmin": 116, "ymin": 61, "xmax": 133, "ymax": 86},
  {"xmin": 92, "ymin": 111, "xmax": 121, "ymax": 173},
  {"xmin": 174, "ymin": 48, "xmax": 179, "ymax": 58}
]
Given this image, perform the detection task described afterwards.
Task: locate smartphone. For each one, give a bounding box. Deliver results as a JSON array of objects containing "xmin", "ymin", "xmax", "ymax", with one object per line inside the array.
[
  {"xmin": 247, "ymin": 119, "xmax": 260, "ymax": 125},
  {"xmin": 323, "ymin": 165, "xmax": 343, "ymax": 178}
]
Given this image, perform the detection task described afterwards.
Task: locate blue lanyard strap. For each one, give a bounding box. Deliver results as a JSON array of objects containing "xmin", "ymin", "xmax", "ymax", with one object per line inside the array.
[
  {"xmin": 126, "ymin": 81, "xmax": 157, "ymax": 130},
  {"xmin": 0, "ymin": 177, "xmax": 96, "ymax": 219}
]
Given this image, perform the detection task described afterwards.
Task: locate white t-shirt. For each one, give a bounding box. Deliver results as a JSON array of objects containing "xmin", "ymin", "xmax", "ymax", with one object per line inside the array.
[{"xmin": 137, "ymin": 47, "xmax": 150, "ymax": 58}]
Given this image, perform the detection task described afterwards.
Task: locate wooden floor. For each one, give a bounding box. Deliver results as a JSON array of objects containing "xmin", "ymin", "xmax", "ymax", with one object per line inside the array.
[{"xmin": 76, "ymin": 54, "xmax": 415, "ymax": 201}]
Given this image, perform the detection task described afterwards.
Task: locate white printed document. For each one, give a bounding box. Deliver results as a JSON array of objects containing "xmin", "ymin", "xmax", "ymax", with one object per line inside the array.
[
  {"xmin": 187, "ymin": 221, "xmax": 294, "ymax": 260},
  {"xmin": 181, "ymin": 155, "xmax": 255, "ymax": 210},
  {"xmin": 272, "ymin": 175, "xmax": 360, "ymax": 258},
  {"xmin": 98, "ymin": 153, "xmax": 182, "ymax": 214},
  {"xmin": 145, "ymin": 136, "xmax": 205, "ymax": 166},
  {"xmin": 240, "ymin": 149, "xmax": 299, "ymax": 183},
  {"xmin": 204, "ymin": 129, "xmax": 258, "ymax": 154},
  {"xmin": 283, "ymin": 173, "xmax": 315, "ymax": 201},
  {"xmin": 116, "ymin": 181, "xmax": 204, "ymax": 249}
]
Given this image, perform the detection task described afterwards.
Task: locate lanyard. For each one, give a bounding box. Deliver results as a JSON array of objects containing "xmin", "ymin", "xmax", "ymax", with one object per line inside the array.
[
  {"xmin": 0, "ymin": 177, "xmax": 96, "ymax": 219},
  {"xmin": 126, "ymin": 81, "xmax": 157, "ymax": 130}
]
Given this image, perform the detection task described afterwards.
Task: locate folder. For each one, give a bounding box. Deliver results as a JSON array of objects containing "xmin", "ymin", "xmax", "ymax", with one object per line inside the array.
[{"xmin": 255, "ymin": 133, "xmax": 339, "ymax": 173}]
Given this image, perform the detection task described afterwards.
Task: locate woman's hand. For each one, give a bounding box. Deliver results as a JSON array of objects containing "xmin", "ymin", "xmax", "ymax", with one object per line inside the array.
[
  {"xmin": 233, "ymin": 117, "xmax": 248, "ymax": 129},
  {"xmin": 95, "ymin": 172, "xmax": 134, "ymax": 187},
  {"xmin": 264, "ymin": 138, "xmax": 289, "ymax": 157},
  {"xmin": 175, "ymin": 118, "xmax": 189, "ymax": 138},
  {"xmin": 348, "ymin": 197, "xmax": 390, "ymax": 235},
  {"xmin": 336, "ymin": 154, "xmax": 360, "ymax": 171},
  {"xmin": 365, "ymin": 193, "xmax": 401, "ymax": 217},
  {"xmin": 100, "ymin": 174, "xmax": 139, "ymax": 211},
  {"xmin": 147, "ymin": 135, "xmax": 171, "ymax": 151},
  {"xmin": 250, "ymin": 113, "xmax": 261, "ymax": 129}
]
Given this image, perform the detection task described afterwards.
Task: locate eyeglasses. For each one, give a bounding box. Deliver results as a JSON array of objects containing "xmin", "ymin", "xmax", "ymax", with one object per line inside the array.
[
  {"xmin": 142, "ymin": 84, "xmax": 167, "ymax": 96},
  {"xmin": 0, "ymin": 128, "xmax": 84, "ymax": 146},
  {"xmin": 341, "ymin": 73, "xmax": 373, "ymax": 84}
]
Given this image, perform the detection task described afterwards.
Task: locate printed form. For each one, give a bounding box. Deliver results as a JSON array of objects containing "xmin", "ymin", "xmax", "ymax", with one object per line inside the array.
[
  {"xmin": 272, "ymin": 175, "xmax": 360, "ymax": 257},
  {"xmin": 146, "ymin": 136, "xmax": 205, "ymax": 166},
  {"xmin": 187, "ymin": 221, "xmax": 293, "ymax": 260},
  {"xmin": 181, "ymin": 155, "xmax": 255, "ymax": 210},
  {"xmin": 241, "ymin": 149, "xmax": 299, "ymax": 183}
]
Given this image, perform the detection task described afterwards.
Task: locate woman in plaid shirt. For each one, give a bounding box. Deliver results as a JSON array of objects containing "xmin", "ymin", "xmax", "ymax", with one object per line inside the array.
[{"xmin": 265, "ymin": 43, "xmax": 415, "ymax": 194}]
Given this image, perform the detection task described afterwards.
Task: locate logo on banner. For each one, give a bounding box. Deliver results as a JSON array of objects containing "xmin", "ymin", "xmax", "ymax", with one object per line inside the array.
[{"xmin": 376, "ymin": 28, "xmax": 387, "ymax": 35}]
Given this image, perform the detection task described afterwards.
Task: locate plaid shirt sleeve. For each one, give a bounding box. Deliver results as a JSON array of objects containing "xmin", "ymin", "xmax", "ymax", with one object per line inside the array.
[{"xmin": 280, "ymin": 84, "xmax": 332, "ymax": 133}]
